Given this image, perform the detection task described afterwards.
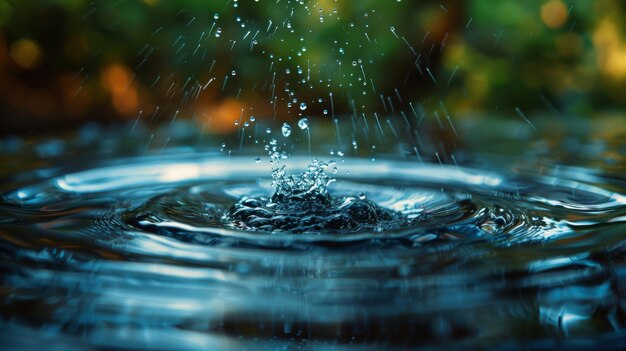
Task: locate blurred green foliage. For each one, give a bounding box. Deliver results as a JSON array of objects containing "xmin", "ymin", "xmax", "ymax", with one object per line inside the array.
[{"xmin": 0, "ymin": 0, "xmax": 624, "ymax": 134}]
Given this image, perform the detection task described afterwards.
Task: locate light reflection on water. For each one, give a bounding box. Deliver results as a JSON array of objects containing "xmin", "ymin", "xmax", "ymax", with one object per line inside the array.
[{"xmin": 1, "ymin": 123, "xmax": 626, "ymax": 349}]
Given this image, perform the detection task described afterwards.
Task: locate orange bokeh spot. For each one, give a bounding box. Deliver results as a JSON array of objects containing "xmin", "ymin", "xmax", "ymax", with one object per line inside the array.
[
  {"xmin": 10, "ymin": 38, "xmax": 42, "ymax": 69},
  {"xmin": 197, "ymin": 99, "xmax": 242, "ymax": 133},
  {"xmin": 101, "ymin": 64, "xmax": 132, "ymax": 94},
  {"xmin": 101, "ymin": 64, "xmax": 139, "ymax": 115},
  {"xmin": 541, "ymin": 0, "xmax": 568, "ymax": 29}
]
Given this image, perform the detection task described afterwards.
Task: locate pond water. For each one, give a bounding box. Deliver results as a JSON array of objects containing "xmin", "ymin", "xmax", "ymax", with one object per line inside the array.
[{"xmin": 1, "ymin": 118, "xmax": 626, "ymax": 350}]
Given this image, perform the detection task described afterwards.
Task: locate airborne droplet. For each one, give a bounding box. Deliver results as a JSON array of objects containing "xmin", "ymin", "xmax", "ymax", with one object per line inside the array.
[
  {"xmin": 298, "ymin": 118, "xmax": 309, "ymax": 130},
  {"xmin": 281, "ymin": 123, "xmax": 292, "ymax": 137}
]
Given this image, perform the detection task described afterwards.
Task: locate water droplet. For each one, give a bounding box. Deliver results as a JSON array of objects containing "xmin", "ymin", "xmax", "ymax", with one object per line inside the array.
[
  {"xmin": 265, "ymin": 127, "xmax": 271, "ymax": 134},
  {"xmin": 299, "ymin": 102, "xmax": 307, "ymax": 111},
  {"xmin": 231, "ymin": 70, "xmax": 236, "ymax": 76},
  {"xmin": 254, "ymin": 157, "xmax": 261, "ymax": 163},
  {"xmin": 298, "ymin": 118, "xmax": 308, "ymax": 130},
  {"xmin": 249, "ymin": 116, "xmax": 255, "ymax": 122},
  {"xmin": 281, "ymin": 123, "xmax": 292, "ymax": 137}
]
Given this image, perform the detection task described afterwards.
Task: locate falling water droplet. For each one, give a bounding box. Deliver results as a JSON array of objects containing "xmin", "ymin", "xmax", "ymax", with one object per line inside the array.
[
  {"xmin": 298, "ymin": 118, "xmax": 309, "ymax": 130},
  {"xmin": 281, "ymin": 123, "xmax": 292, "ymax": 137}
]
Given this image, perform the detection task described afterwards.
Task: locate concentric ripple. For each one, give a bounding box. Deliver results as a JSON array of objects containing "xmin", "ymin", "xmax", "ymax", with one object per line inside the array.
[{"xmin": 1, "ymin": 154, "xmax": 626, "ymax": 349}]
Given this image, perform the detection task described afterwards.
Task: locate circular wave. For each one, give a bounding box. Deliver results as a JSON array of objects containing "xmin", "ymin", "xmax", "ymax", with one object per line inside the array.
[{"xmin": 1, "ymin": 154, "xmax": 626, "ymax": 349}]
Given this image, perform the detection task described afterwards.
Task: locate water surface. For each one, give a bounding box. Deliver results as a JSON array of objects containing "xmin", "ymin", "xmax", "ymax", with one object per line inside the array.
[{"xmin": 1, "ymin": 120, "xmax": 626, "ymax": 349}]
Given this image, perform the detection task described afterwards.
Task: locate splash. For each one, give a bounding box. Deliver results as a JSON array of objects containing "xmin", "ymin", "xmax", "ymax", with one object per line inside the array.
[{"xmin": 226, "ymin": 143, "xmax": 405, "ymax": 233}]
